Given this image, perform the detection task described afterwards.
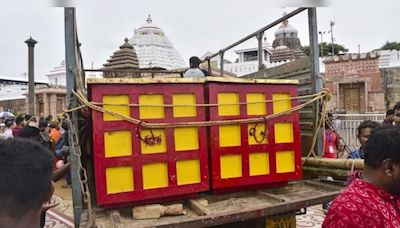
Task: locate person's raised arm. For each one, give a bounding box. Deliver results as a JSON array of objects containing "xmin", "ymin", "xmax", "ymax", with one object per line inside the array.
[{"xmin": 52, "ymin": 163, "xmax": 71, "ymax": 182}]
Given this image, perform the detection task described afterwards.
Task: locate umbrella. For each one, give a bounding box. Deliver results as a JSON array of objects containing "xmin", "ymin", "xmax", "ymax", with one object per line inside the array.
[{"xmin": 0, "ymin": 111, "xmax": 15, "ymax": 118}]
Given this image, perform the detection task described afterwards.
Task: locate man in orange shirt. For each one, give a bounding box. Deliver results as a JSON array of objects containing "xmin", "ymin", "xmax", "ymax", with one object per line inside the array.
[{"xmin": 49, "ymin": 122, "xmax": 61, "ymax": 144}]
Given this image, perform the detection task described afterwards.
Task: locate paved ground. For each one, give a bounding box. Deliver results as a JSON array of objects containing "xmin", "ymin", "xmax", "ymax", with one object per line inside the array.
[
  {"xmin": 47, "ymin": 178, "xmax": 325, "ymax": 228},
  {"xmin": 296, "ymin": 206, "xmax": 325, "ymax": 228},
  {"xmin": 45, "ymin": 208, "xmax": 74, "ymax": 228},
  {"xmin": 44, "ymin": 179, "xmax": 74, "ymax": 228}
]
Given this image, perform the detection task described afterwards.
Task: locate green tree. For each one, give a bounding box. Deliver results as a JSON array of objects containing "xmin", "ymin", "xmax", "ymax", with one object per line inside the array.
[
  {"xmin": 381, "ymin": 41, "xmax": 400, "ymax": 51},
  {"xmin": 301, "ymin": 42, "xmax": 348, "ymax": 57}
]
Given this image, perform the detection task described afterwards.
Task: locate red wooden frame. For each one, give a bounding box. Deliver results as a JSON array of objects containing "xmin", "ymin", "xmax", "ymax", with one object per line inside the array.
[
  {"xmin": 206, "ymin": 83, "xmax": 302, "ymax": 190},
  {"xmin": 90, "ymin": 83, "xmax": 209, "ymax": 206}
]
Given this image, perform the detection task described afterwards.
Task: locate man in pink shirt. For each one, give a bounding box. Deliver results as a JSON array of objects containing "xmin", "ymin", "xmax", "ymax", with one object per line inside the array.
[
  {"xmin": 12, "ymin": 115, "xmax": 26, "ymax": 137},
  {"xmin": 323, "ymin": 126, "xmax": 400, "ymax": 228}
]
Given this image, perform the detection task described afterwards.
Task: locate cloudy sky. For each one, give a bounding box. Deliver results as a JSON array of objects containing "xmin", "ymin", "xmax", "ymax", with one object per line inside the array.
[{"xmin": 0, "ymin": 0, "xmax": 399, "ymax": 80}]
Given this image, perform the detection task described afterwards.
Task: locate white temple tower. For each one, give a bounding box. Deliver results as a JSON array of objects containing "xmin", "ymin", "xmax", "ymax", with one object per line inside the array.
[
  {"xmin": 45, "ymin": 60, "xmax": 66, "ymax": 86},
  {"xmin": 129, "ymin": 15, "xmax": 187, "ymax": 70}
]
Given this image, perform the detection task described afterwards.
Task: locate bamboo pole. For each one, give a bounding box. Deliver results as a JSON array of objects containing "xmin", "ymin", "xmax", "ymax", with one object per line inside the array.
[
  {"xmin": 303, "ymin": 166, "xmax": 350, "ymax": 178},
  {"xmin": 302, "ymin": 157, "xmax": 364, "ymax": 170}
]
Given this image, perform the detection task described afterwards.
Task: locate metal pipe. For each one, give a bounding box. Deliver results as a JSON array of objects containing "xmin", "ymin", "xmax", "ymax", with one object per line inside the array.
[
  {"xmin": 25, "ymin": 37, "xmax": 37, "ymax": 115},
  {"xmin": 308, "ymin": 8, "xmax": 323, "ymax": 155},
  {"xmin": 330, "ymin": 21, "xmax": 335, "ymax": 56},
  {"xmin": 318, "ymin": 31, "xmax": 324, "ymax": 57},
  {"xmin": 207, "ymin": 59, "xmax": 211, "ymax": 76},
  {"xmin": 257, "ymin": 32, "xmax": 264, "ymax": 70},
  {"xmin": 308, "ymin": 8, "xmax": 321, "ymax": 94},
  {"xmin": 220, "ymin": 51, "xmax": 224, "ymax": 76},
  {"xmin": 203, "ymin": 8, "xmax": 307, "ymax": 62},
  {"xmin": 84, "ymin": 69, "xmax": 183, "ymax": 73},
  {"xmin": 65, "ymin": 7, "xmax": 83, "ymax": 227}
]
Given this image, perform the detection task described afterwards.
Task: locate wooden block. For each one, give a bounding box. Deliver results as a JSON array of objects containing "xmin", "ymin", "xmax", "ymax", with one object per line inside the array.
[
  {"xmin": 133, "ymin": 204, "xmax": 163, "ymax": 219},
  {"xmin": 132, "ymin": 204, "xmax": 185, "ymax": 220},
  {"xmin": 197, "ymin": 198, "xmax": 208, "ymax": 207},
  {"xmin": 163, "ymin": 204, "xmax": 185, "ymax": 216}
]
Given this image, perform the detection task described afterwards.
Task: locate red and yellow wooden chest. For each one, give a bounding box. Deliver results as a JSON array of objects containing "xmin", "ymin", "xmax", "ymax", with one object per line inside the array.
[
  {"xmin": 88, "ymin": 77, "xmax": 302, "ymax": 206},
  {"xmin": 206, "ymin": 78, "xmax": 302, "ymax": 190},
  {"xmin": 89, "ymin": 78, "xmax": 209, "ymax": 206}
]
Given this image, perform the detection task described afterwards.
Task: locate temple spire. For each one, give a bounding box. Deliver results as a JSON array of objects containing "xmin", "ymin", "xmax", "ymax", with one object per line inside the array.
[
  {"xmin": 282, "ymin": 11, "xmax": 288, "ymax": 26},
  {"xmin": 102, "ymin": 38, "xmax": 140, "ymax": 78},
  {"xmin": 146, "ymin": 14, "xmax": 152, "ymax": 24}
]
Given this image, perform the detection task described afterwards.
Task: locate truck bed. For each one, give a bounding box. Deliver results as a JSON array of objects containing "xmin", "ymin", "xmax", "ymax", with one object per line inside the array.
[{"xmin": 81, "ymin": 179, "xmax": 343, "ymax": 228}]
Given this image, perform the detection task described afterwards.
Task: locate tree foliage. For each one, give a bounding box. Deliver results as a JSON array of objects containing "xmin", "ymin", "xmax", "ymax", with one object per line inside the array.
[
  {"xmin": 301, "ymin": 42, "xmax": 349, "ymax": 57},
  {"xmin": 381, "ymin": 41, "xmax": 400, "ymax": 51}
]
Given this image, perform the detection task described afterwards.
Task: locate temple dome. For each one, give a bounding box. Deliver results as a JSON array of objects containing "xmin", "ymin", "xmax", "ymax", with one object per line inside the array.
[
  {"xmin": 136, "ymin": 15, "xmax": 163, "ymax": 35},
  {"xmin": 270, "ymin": 13, "xmax": 305, "ymax": 63},
  {"xmin": 272, "ymin": 16, "xmax": 302, "ymax": 50},
  {"xmin": 274, "ymin": 21, "xmax": 298, "ymax": 37},
  {"xmin": 129, "ymin": 15, "xmax": 186, "ymax": 70}
]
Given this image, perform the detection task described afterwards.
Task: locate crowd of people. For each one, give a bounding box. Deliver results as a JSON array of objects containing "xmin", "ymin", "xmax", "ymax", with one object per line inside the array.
[
  {"xmin": 321, "ymin": 104, "xmax": 400, "ymax": 227},
  {"xmin": 1, "ymin": 102, "xmax": 400, "ymax": 227},
  {"xmin": 324, "ymin": 107, "xmax": 398, "ymax": 160},
  {"xmin": 323, "ymin": 125, "xmax": 400, "ymax": 227},
  {"xmin": 0, "ymin": 114, "xmax": 71, "ymax": 228}
]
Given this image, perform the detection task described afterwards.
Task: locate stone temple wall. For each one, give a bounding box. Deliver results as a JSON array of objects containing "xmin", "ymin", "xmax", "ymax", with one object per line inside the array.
[{"xmin": 381, "ymin": 67, "xmax": 400, "ymax": 109}]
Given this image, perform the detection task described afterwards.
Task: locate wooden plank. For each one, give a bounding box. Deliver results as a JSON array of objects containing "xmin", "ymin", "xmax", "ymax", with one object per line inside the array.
[
  {"xmin": 87, "ymin": 77, "xmax": 299, "ymax": 85},
  {"xmin": 88, "ymin": 180, "xmax": 342, "ymax": 228},
  {"xmin": 87, "ymin": 77, "xmax": 206, "ymax": 84},
  {"xmin": 206, "ymin": 77, "xmax": 299, "ymax": 84},
  {"xmin": 256, "ymin": 191, "xmax": 286, "ymax": 202},
  {"xmin": 303, "ymin": 180, "xmax": 344, "ymax": 191},
  {"xmin": 154, "ymin": 191, "xmax": 340, "ymax": 228}
]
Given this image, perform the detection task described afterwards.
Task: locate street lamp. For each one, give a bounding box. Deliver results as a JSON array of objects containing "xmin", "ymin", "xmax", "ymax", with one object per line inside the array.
[
  {"xmin": 330, "ymin": 20, "xmax": 335, "ymax": 56},
  {"xmin": 318, "ymin": 30, "xmax": 330, "ymax": 57}
]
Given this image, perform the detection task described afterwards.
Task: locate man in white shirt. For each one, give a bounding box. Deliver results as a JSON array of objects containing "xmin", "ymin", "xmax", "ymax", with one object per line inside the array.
[
  {"xmin": 2, "ymin": 119, "xmax": 14, "ymax": 139},
  {"xmin": 332, "ymin": 116, "xmax": 341, "ymax": 133},
  {"xmin": 183, "ymin": 56, "xmax": 208, "ymax": 78}
]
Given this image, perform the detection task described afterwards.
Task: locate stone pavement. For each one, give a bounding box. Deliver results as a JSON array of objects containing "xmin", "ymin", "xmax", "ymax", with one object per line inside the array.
[
  {"xmin": 45, "ymin": 179, "xmax": 74, "ymax": 228},
  {"xmin": 44, "ymin": 207, "xmax": 74, "ymax": 228},
  {"xmin": 296, "ymin": 205, "xmax": 325, "ymax": 228}
]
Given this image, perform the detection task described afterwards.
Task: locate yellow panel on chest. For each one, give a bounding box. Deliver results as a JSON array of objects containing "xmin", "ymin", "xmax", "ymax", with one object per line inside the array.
[
  {"xmin": 139, "ymin": 94, "xmax": 165, "ymax": 119},
  {"xmin": 103, "ymin": 95, "xmax": 130, "ymax": 121}
]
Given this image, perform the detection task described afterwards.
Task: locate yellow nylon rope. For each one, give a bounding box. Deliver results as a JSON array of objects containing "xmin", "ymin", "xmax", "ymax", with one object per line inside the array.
[
  {"xmin": 89, "ymin": 93, "xmax": 321, "ymax": 108},
  {"xmin": 68, "ymin": 89, "xmax": 330, "ymax": 129},
  {"xmin": 64, "ymin": 88, "xmax": 332, "ymax": 158}
]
